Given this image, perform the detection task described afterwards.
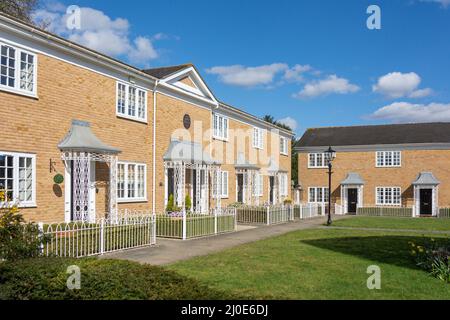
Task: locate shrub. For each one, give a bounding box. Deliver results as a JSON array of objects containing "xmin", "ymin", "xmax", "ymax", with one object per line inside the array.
[
  {"xmin": 283, "ymin": 198, "xmax": 292, "ymax": 205},
  {"xmin": 185, "ymin": 194, "xmax": 192, "ymax": 212},
  {"xmin": 0, "ymin": 202, "xmax": 44, "ymax": 261},
  {"xmin": 166, "ymin": 194, "xmax": 174, "ymax": 212},
  {"xmin": 410, "ymin": 238, "xmax": 450, "ymax": 283},
  {"xmin": 0, "ymin": 257, "xmax": 238, "ymax": 300}
]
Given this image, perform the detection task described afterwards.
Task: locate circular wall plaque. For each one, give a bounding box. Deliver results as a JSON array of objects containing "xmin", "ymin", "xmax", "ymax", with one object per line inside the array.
[{"xmin": 183, "ymin": 114, "xmax": 191, "ymax": 129}]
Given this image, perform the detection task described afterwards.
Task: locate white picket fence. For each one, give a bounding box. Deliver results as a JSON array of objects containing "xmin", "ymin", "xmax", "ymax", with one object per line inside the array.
[
  {"xmin": 156, "ymin": 207, "xmax": 237, "ymax": 240},
  {"xmin": 235, "ymin": 205, "xmax": 294, "ymax": 225},
  {"xmin": 39, "ymin": 213, "xmax": 156, "ymax": 258},
  {"xmin": 334, "ymin": 203, "xmax": 345, "ymax": 215},
  {"xmin": 293, "ymin": 203, "xmax": 323, "ymax": 220}
]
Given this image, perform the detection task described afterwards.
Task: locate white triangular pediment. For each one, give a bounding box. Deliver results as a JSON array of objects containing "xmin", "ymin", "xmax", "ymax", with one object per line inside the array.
[{"xmin": 162, "ymin": 66, "xmax": 217, "ymax": 103}]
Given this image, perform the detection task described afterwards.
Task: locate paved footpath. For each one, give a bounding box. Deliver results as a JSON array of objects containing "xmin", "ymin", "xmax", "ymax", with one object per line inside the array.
[{"xmin": 102, "ymin": 216, "xmax": 343, "ymax": 265}]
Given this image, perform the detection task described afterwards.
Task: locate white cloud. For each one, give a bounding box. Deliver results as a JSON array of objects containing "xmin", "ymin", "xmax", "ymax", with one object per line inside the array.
[
  {"xmin": 419, "ymin": 0, "xmax": 450, "ymax": 8},
  {"xmin": 372, "ymin": 72, "xmax": 432, "ymax": 99},
  {"xmin": 32, "ymin": 3, "xmax": 160, "ymax": 65},
  {"xmin": 277, "ymin": 117, "xmax": 298, "ymax": 131},
  {"xmin": 370, "ymin": 101, "xmax": 450, "ymax": 122},
  {"xmin": 294, "ymin": 75, "xmax": 360, "ymax": 98},
  {"xmin": 206, "ymin": 63, "xmax": 288, "ymax": 87},
  {"xmin": 283, "ymin": 64, "xmax": 312, "ymax": 82}
]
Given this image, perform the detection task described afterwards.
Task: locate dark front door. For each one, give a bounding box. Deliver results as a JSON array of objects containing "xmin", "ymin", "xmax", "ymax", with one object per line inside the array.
[
  {"xmin": 269, "ymin": 176, "xmax": 275, "ymax": 204},
  {"xmin": 237, "ymin": 174, "xmax": 244, "ymax": 203},
  {"xmin": 420, "ymin": 189, "xmax": 433, "ymax": 215},
  {"xmin": 347, "ymin": 188, "xmax": 358, "ymax": 214}
]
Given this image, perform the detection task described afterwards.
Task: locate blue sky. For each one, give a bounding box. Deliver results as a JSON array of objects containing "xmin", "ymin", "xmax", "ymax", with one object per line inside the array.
[{"xmin": 33, "ymin": 0, "xmax": 450, "ymax": 136}]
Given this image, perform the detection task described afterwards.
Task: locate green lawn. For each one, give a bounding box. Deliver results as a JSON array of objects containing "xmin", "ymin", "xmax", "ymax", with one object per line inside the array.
[
  {"xmin": 331, "ymin": 216, "xmax": 450, "ymax": 231},
  {"xmin": 168, "ymin": 228, "xmax": 450, "ymax": 299}
]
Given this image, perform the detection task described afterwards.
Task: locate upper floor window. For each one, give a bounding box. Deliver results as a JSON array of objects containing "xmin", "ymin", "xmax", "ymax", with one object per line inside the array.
[
  {"xmin": 0, "ymin": 43, "xmax": 36, "ymax": 96},
  {"xmin": 280, "ymin": 136, "xmax": 288, "ymax": 155},
  {"xmin": 308, "ymin": 153, "xmax": 331, "ymax": 168},
  {"xmin": 253, "ymin": 127, "xmax": 265, "ymax": 149},
  {"xmin": 376, "ymin": 187, "xmax": 401, "ymax": 206},
  {"xmin": 117, "ymin": 162, "xmax": 146, "ymax": 202},
  {"xmin": 376, "ymin": 151, "xmax": 401, "ymax": 167},
  {"xmin": 116, "ymin": 82, "xmax": 147, "ymax": 122},
  {"xmin": 0, "ymin": 151, "xmax": 35, "ymax": 207},
  {"xmin": 308, "ymin": 187, "xmax": 329, "ymax": 203},
  {"xmin": 213, "ymin": 114, "xmax": 228, "ymax": 140}
]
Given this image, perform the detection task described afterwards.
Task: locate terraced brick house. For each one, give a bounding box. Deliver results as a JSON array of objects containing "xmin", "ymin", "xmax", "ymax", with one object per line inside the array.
[
  {"xmin": 295, "ymin": 123, "xmax": 450, "ymax": 217},
  {"xmin": 0, "ymin": 13, "xmax": 293, "ymax": 223}
]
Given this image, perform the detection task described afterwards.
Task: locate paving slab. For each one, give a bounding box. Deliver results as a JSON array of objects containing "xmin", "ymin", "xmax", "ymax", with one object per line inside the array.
[{"xmin": 101, "ymin": 216, "xmax": 342, "ymax": 265}]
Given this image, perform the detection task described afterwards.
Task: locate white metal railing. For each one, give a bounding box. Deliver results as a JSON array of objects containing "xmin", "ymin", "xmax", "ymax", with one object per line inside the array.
[
  {"xmin": 356, "ymin": 206, "xmax": 413, "ymax": 217},
  {"xmin": 156, "ymin": 208, "xmax": 237, "ymax": 240},
  {"xmin": 39, "ymin": 213, "xmax": 156, "ymax": 258},
  {"xmin": 293, "ymin": 203, "xmax": 322, "ymax": 220},
  {"xmin": 334, "ymin": 203, "xmax": 345, "ymax": 215},
  {"xmin": 236, "ymin": 205, "xmax": 295, "ymax": 225}
]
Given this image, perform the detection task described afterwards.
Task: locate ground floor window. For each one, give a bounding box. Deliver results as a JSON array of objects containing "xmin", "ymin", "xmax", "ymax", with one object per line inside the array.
[
  {"xmin": 308, "ymin": 187, "xmax": 329, "ymax": 203},
  {"xmin": 376, "ymin": 187, "xmax": 401, "ymax": 205},
  {"xmin": 213, "ymin": 171, "xmax": 228, "ymax": 198},
  {"xmin": 117, "ymin": 162, "xmax": 146, "ymax": 202},
  {"xmin": 279, "ymin": 173, "xmax": 288, "ymax": 196},
  {"xmin": 253, "ymin": 172, "xmax": 263, "ymax": 197},
  {"xmin": 0, "ymin": 151, "xmax": 35, "ymax": 206}
]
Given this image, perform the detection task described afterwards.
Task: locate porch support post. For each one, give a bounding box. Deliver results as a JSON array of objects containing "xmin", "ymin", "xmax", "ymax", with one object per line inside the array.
[{"xmin": 109, "ymin": 155, "xmax": 118, "ymax": 221}]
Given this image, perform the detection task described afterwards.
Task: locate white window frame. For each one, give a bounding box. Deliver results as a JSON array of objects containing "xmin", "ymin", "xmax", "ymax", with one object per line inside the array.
[
  {"xmin": 117, "ymin": 161, "xmax": 147, "ymax": 202},
  {"xmin": 308, "ymin": 153, "xmax": 330, "ymax": 168},
  {"xmin": 0, "ymin": 151, "xmax": 36, "ymax": 207},
  {"xmin": 253, "ymin": 172, "xmax": 264, "ymax": 197},
  {"xmin": 375, "ymin": 151, "xmax": 401, "ymax": 168},
  {"xmin": 280, "ymin": 136, "xmax": 288, "ymax": 155},
  {"xmin": 221, "ymin": 171, "xmax": 228, "ymax": 198},
  {"xmin": 213, "ymin": 113, "xmax": 229, "ymax": 141},
  {"xmin": 116, "ymin": 81, "xmax": 147, "ymax": 123},
  {"xmin": 308, "ymin": 187, "xmax": 329, "ymax": 203},
  {"xmin": 253, "ymin": 127, "xmax": 265, "ymax": 149},
  {"xmin": 0, "ymin": 41, "xmax": 38, "ymax": 98},
  {"xmin": 279, "ymin": 173, "xmax": 288, "ymax": 197},
  {"xmin": 375, "ymin": 186, "xmax": 401, "ymax": 206}
]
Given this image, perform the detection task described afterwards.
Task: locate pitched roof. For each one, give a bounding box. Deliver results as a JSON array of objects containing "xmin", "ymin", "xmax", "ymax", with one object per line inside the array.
[
  {"xmin": 296, "ymin": 122, "xmax": 450, "ymax": 148},
  {"xmin": 142, "ymin": 64, "xmax": 192, "ymax": 79}
]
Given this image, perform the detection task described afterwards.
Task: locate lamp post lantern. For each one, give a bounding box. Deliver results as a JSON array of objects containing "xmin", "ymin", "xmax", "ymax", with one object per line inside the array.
[{"xmin": 324, "ymin": 146, "xmax": 336, "ymax": 225}]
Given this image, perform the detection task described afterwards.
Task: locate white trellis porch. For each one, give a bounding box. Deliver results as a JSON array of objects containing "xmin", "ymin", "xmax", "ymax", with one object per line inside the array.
[
  {"xmin": 163, "ymin": 139, "xmax": 221, "ymax": 213},
  {"xmin": 58, "ymin": 120, "xmax": 121, "ymax": 222},
  {"xmin": 235, "ymin": 152, "xmax": 260, "ymax": 205}
]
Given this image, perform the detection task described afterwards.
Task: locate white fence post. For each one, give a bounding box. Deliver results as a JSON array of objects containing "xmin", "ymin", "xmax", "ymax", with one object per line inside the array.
[
  {"xmin": 100, "ymin": 218, "xmax": 105, "ymax": 255},
  {"xmin": 266, "ymin": 206, "xmax": 270, "ymax": 225},
  {"xmin": 322, "ymin": 203, "xmax": 325, "ymax": 216},
  {"xmin": 290, "ymin": 205, "xmax": 294, "ymax": 221},
  {"xmin": 214, "ymin": 209, "xmax": 218, "ymax": 235},
  {"xmin": 182, "ymin": 211, "xmax": 187, "ymax": 240},
  {"xmin": 300, "ymin": 204, "xmax": 303, "ymax": 219},
  {"xmin": 152, "ymin": 214, "xmax": 157, "ymax": 244},
  {"xmin": 38, "ymin": 222, "xmax": 44, "ymax": 256},
  {"xmin": 234, "ymin": 207, "xmax": 238, "ymax": 231}
]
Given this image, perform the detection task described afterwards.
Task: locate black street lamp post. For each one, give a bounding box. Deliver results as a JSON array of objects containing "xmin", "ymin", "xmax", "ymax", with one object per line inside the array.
[{"xmin": 324, "ymin": 146, "xmax": 336, "ymax": 225}]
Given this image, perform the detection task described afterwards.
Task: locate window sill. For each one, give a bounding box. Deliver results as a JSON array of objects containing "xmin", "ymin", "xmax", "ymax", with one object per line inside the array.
[
  {"xmin": 0, "ymin": 86, "xmax": 38, "ymax": 99},
  {"xmin": 213, "ymin": 136, "xmax": 228, "ymax": 142},
  {"xmin": 118, "ymin": 198, "xmax": 148, "ymax": 204},
  {"xmin": 116, "ymin": 114, "xmax": 148, "ymax": 124},
  {"xmin": 0, "ymin": 202, "xmax": 37, "ymax": 208},
  {"xmin": 280, "ymin": 152, "xmax": 289, "ymax": 156}
]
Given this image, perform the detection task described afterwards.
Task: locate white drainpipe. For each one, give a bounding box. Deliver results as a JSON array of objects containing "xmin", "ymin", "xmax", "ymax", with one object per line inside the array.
[{"xmin": 152, "ymin": 80, "xmax": 159, "ymax": 214}]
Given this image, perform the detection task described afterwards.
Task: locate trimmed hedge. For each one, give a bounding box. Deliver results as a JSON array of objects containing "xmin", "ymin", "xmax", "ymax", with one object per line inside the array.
[{"xmin": 0, "ymin": 257, "xmax": 238, "ymax": 300}]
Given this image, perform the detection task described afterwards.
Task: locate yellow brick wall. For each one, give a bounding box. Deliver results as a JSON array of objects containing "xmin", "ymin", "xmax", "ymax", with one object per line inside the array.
[{"xmin": 298, "ymin": 149, "xmax": 450, "ymax": 207}]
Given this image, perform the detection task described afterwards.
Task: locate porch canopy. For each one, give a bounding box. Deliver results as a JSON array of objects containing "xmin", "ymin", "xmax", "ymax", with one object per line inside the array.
[
  {"xmin": 341, "ymin": 172, "xmax": 365, "ymax": 185},
  {"xmin": 58, "ymin": 120, "xmax": 121, "ymax": 222},
  {"xmin": 412, "ymin": 172, "xmax": 440, "ymax": 186},
  {"xmin": 163, "ymin": 139, "xmax": 221, "ymax": 213}
]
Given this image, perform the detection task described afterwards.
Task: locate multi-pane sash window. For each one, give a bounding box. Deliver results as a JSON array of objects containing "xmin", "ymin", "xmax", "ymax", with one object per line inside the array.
[
  {"xmin": 117, "ymin": 162, "xmax": 146, "ymax": 201},
  {"xmin": 0, "ymin": 152, "xmax": 35, "ymax": 206},
  {"xmin": 213, "ymin": 114, "xmax": 228, "ymax": 140},
  {"xmin": 376, "ymin": 151, "xmax": 401, "ymax": 167},
  {"xmin": 308, "ymin": 187, "xmax": 329, "ymax": 203},
  {"xmin": 116, "ymin": 82, "xmax": 147, "ymax": 121},
  {"xmin": 279, "ymin": 173, "xmax": 288, "ymax": 196},
  {"xmin": 253, "ymin": 127, "xmax": 265, "ymax": 149},
  {"xmin": 308, "ymin": 153, "xmax": 331, "ymax": 168},
  {"xmin": 213, "ymin": 171, "xmax": 228, "ymax": 198},
  {"xmin": 252, "ymin": 173, "xmax": 264, "ymax": 197},
  {"xmin": 1, "ymin": 43, "xmax": 36, "ymax": 95},
  {"xmin": 376, "ymin": 187, "xmax": 401, "ymax": 206},
  {"xmin": 280, "ymin": 136, "xmax": 288, "ymax": 155}
]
